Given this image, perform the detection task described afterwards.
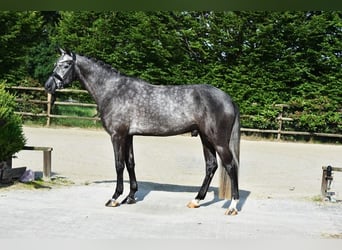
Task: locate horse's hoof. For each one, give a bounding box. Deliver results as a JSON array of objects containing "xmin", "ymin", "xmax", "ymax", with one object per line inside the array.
[
  {"xmin": 125, "ymin": 197, "xmax": 136, "ymax": 204},
  {"xmin": 187, "ymin": 200, "xmax": 200, "ymax": 208},
  {"xmin": 105, "ymin": 199, "xmax": 120, "ymax": 207},
  {"xmin": 225, "ymin": 209, "xmax": 238, "ymax": 216}
]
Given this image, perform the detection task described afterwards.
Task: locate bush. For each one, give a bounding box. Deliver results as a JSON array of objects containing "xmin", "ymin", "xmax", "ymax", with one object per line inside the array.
[{"xmin": 0, "ymin": 83, "xmax": 26, "ymax": 161}]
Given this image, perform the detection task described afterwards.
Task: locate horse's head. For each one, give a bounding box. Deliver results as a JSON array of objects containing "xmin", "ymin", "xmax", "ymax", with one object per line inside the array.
[{"xmin": 45, "ymin": 48, "xmax": 76, "ymax": 94}]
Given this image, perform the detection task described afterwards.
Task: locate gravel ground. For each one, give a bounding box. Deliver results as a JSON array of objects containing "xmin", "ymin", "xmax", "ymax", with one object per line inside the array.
[{"xmin": 0, "ymin": 126, "xmax": 341, "ymax": 239}]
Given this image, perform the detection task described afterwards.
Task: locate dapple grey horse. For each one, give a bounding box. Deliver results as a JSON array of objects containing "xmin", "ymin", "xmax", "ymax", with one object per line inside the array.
[{"xmin": 45, "ymin": 49, "xmax": 240, "ymax": 215}]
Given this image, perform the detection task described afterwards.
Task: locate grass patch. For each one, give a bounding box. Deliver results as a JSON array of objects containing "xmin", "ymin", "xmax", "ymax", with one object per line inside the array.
[
  {"xmin": 0, "ymin": 176, "xmax": 75, "ymax": 190},
  {"xmin": 321, "ymin": 233, "xmax": 342, "ymax": 239},
  {"xmin": 311, "ymin": 195, "xmax": 324, "ymax": 202},
  {"xmin": 51, "ymin": 105, "xmax": 102, "ymax": 128},
  {"xmin": 54, "ymin": 105, "xmax": 96, "ymax": 117},
  {"xmin": 49, "ymin": 175, "xmax": 75, "ymax": 186},
  {"xmin": 20, "ymin": 179, "xmax": 51, "ymax": 189}
]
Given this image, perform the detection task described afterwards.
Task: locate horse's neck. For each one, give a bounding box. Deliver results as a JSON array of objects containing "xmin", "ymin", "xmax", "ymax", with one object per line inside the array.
[{"xmin": 74, "ymin": 55, "xmax": 113, "ymax": 106}]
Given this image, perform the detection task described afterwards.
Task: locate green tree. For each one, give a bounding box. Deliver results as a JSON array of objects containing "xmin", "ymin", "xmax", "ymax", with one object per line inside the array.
[
  {"xmin": 27, "ymin": 11, "xmax": 61, "ymax": 84},
  {"xmin": 216, "ymin": 11, "xmax": 341, "ymax": 132},
  {"xmin": 0, "ymin": 11, "xmax": 43, "ymax": 84},
  {"xmin": 18, "ymin": 11, "xmax": 341, "ymax": 135}
]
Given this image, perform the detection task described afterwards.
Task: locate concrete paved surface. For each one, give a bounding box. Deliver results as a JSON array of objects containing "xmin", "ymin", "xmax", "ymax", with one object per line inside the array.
[{"xmin": 1, "ymin": 126, "xmax": 341, "ymax": 239}]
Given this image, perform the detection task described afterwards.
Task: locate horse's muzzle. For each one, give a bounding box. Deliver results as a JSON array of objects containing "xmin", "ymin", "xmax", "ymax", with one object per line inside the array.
[{"xmin": 44, "ymin": 76, "xmax": 56, "ymax": 94}]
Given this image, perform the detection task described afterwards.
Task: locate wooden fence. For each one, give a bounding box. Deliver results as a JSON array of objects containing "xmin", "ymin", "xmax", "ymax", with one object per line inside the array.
[
  {"xmin": 8, "ymin": 86, "xmax": 100, "ymax": 126},
  {"xmin": 6, "ymin": 86, "xmax": 342, "ymax": 140}
]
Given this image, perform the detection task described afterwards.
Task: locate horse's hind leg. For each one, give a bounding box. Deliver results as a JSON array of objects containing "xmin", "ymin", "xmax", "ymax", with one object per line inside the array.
[
  {"xmin": 187, "ymin": 136, "xmax": 218, "ymax": 208},
  {"xmin": 121, "ymin": 135, "xmax": 138, "ymax": 205},
  {"xmin": 216, "ymin": 146, "xmax": 239, "ymax": 215}
]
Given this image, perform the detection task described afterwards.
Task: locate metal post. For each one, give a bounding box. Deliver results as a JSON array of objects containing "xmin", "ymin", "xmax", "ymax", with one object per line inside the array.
[
  {"xmin": 43, "ymin": 150, "xmax": 51, "ymax": 180},
  {"xmin": 320, "ymin": 165, "xmax": 340, "ymax": 201}
]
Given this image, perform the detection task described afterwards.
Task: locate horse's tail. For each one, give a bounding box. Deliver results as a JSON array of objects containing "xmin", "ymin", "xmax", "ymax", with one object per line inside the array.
[{"xmin": 219, "ymin": 103, "xmax": 240, "ymax": 200}]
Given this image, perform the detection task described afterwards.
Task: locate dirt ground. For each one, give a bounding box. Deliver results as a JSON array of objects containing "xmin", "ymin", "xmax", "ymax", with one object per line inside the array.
[{"xmin": 1, "ymin": 126, "xmax": 342, "ymax": 239}]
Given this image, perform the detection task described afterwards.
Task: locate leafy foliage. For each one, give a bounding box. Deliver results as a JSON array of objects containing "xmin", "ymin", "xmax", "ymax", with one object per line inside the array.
[
  {"xmin": 0, "ymin": 11, "xmax": 43, "ymax": 84},
  {"xmin": 0, "ymin": 83, "xmax": 26, "ymax": 160},
  {"xmin": 0, "ymin": 11, "xmax": 341, "ymax": 135}
]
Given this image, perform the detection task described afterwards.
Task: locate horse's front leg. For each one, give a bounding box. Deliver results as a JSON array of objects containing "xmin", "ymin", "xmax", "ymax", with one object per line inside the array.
[
  {"xmin": 121, "ymin": 135, "xmax": 138, "ymax": 205},
  {"xmin": 105, "ymin": 134, "xmax": 126, "ymax": 207}
]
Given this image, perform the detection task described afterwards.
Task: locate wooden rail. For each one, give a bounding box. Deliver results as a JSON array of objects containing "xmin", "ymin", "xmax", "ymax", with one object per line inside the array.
[
  {"xmin": 7, "ymin": 86, "xmax": 99, "ymax": 126},
  {"xmin": 5, "ymin": 86, "xmax": 342, "ymax": 140},
  {"xmin": 240, "ymin": 128, "xmax": 342, "ymax": 138}
]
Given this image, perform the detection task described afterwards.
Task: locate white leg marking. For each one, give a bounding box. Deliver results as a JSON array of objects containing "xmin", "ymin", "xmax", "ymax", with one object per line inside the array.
[
  {"xmin": 105, "ymin": 198, "xmax": 120, "ymax": 207},
  {"xmin": 187, "ymin": 199, "xmax": 200, "ymax": 208},
  {"xmin": 192, "ymin": 199, "xmax": 200, "ymax": 206},
  {"xmin": 228, "ymin": 199, "xmax": 239, "ymax": 211},
  {"xmin": 225, "ymin": 199, "xmax": 239, "ymax": 215}
]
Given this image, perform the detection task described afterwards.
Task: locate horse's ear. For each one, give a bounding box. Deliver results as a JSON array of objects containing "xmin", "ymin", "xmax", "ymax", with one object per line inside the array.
[{"xmin": 58, "ymin": 48, "xmax": 65, "ymax": 54}]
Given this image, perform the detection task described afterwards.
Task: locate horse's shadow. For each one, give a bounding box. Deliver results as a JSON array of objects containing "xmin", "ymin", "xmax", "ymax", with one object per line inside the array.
[{"xmin": 93, "ymin": 180, "xmax": 250, "ymax": 211}]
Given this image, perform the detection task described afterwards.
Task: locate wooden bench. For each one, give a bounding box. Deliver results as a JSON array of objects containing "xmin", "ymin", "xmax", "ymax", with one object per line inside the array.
[{"xmin": 22, "ymin": 146, "xmax": 53, "ymax": 180}]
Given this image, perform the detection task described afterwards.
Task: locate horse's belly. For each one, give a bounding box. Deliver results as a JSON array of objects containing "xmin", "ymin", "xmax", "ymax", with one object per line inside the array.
[{"xmin": 129, "ymin": 115, "xmax": 195, "ymax": 136}]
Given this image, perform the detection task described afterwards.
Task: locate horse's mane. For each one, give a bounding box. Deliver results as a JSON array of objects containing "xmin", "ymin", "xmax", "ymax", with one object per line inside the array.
[{"xmin": 80, "ymin": 54, "xmax": 125, "ymax": 76}]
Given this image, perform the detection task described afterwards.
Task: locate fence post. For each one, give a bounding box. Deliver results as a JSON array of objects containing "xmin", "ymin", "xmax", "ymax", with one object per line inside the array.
[
  {"xmin": 277, "ymin": 111, "xmax": 283, "ymax": 141},
  {"xmin": 46, "ymin": 93, "xmax": 52, "ymax": 127},
  {"xmin": 276, "ymin": 105, "xmax": 284, "ymax": 140},
  {"xmin": 275, "ymin": 104, "xmax": 291, "ymax": 140}
]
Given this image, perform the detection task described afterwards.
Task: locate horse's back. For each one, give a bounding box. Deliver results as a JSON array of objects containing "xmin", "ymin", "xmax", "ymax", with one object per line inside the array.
[
  {"xmin": 102, "ymin": 78, "xmax": 236, "ymax": 136},
  {"xmin": 133, "ymin": 82, "xmax": 236, "ymax": 121}
]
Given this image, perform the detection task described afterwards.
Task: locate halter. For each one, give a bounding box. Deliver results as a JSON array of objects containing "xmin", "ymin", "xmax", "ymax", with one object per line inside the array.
[{"xmin": 52, "ymin": 52, "xmax": 76, "ymax": 88}]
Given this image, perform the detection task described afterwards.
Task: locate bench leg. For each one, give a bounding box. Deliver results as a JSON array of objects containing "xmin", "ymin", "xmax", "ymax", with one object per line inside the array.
[{"xmin": 43, "ymin": 151, "xmax": 51, "ymax": 180}]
